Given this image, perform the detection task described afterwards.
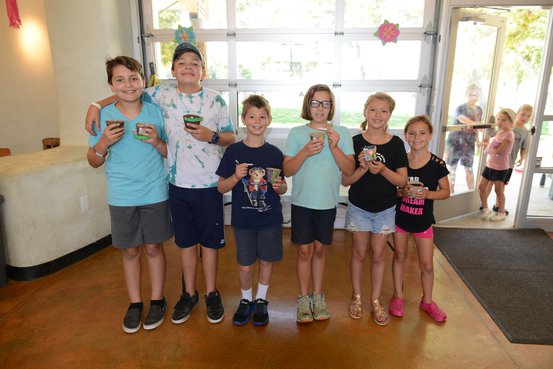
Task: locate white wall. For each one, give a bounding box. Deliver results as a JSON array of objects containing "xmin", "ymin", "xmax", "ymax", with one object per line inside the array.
[
  {"xmin": 0, "ymin": 0, "xmax": 134, "ymax": 154},
  {"xmin": 0, "ymin": 0, "xmax": 59, "ymax": 154},
  {"xmin": 44, "ymin": 0, "xmax": 134, "ymax": 146}
]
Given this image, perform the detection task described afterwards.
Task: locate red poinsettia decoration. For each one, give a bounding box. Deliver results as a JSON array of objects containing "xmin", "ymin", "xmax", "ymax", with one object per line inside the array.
[
  {"xmin": 6, "ymin": 0, "xmax": 22, "ymax": 28},
  {"xmin": 374, "ymin": 20, "xmax": 400, "ymax": 45}
]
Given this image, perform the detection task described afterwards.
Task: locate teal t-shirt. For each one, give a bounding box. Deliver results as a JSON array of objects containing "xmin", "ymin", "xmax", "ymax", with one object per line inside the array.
[
  {"xmin": 88, "ymin": 101, "xmax": 168, "ymax": 206},
  {"xmin": 284, "ymin": 124, "xmax": 354, "ymax": 210}
]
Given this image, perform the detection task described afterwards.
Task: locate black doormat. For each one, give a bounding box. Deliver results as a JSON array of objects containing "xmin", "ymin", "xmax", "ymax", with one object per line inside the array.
[{"xmin": 433, "ymin": 227, "xmax": 553, "ymax": 345}]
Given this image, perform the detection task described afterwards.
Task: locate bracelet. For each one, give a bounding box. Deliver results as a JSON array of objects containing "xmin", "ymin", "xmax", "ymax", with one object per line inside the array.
[
  {"xmin": 91, "ymin": 146, "xmax": 107, "ymax": 158},
  {"xmin": 89, "ymin": 102, "xmax": 102, "ymax": 110}
]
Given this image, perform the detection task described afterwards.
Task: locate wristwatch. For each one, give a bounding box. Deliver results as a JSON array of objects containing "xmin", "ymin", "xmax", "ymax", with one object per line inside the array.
[{"xmin": 209, "ymin": 131, "xmax": 220, "ymax": 144}]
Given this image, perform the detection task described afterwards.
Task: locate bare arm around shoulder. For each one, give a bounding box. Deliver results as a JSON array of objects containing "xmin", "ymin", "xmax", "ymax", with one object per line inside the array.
[{"xmin": 86, "ymin": 95, "xmax": 118, "ymax": 135}]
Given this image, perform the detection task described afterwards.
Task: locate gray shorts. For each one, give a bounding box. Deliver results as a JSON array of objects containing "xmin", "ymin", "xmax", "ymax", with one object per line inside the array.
[
  {"xmin": 233, "ymin": 223, "xmax": 283, "ymax": 266},
  {"xmin": 109, "ymin": 200, "xmax": 173, "ymax": 249}
]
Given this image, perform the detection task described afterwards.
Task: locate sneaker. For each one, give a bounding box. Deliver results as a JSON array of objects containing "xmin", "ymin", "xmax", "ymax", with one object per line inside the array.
[
  {"xmin": 389, "ymin": 296, "xmax": 404, "ymax": 317},
  {"xmin": 171, "ymin": 291, "xmax": 198, "ymax": 324},
  {"xmin": 490, "ymin": 212, "xmax": 506, "ymax": 222},
  {"xmin": 252, "ymin": 298, "xmax": 269, "ymax": 326},
  {"xmin": 144, "ymin": 298, "xmax": 167, "ymax": 330},
  {"xmin": 205, "ymin": 290, "xmax": 224, "ymax": 324},
  {"xmin": 419, "ymin": 300, "xmax": 447, "ymax": 322},
  {"xmin": 312, "ymin": 293, "xmax": 330, "ymax": 321},
  {"xmin": 232, "ymin": 299, "xmax": 253, "ymax": 326},
  {"xmin": 122, "ymin": 303, "xmax": 143, "ymax": 334},
  {"xmin": 492, "ymin": 205, "xmax": 509, "ymax": 215},
  {"xmin": 296, "ymin": 295, "xmax": 313, "ymax": 323},
  {"xmin": 371, "ymin": 299, "xmax": 389, "ymax": 326},
  {"xmin": 481, "ymin": 208, "xmax": 493, "ymax": 220}
]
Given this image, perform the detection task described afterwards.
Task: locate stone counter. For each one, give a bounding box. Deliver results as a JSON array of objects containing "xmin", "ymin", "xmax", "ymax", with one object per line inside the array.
[{"xmin": 0, "ymin": 145, "xmax": 111, "ymax": 280}]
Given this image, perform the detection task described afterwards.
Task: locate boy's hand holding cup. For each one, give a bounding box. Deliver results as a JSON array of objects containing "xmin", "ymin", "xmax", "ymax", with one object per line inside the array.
[{"xmin": 104, "ymin": 120, "xmax": 125, "ymax": 145}]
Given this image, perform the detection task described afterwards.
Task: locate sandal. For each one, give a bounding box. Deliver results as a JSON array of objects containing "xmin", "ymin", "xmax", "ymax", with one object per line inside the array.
[
  {"xmin": 348, "ymin": 293, "xmax": 362, "ymax": 319},
  {"xmin": 371, "ymin": 298, "xmax": 389, "ymax": 326}
]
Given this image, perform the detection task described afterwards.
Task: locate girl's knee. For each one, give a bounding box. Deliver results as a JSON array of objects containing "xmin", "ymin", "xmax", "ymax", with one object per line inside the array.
[{"xmin": 394, "ymin": 251, "xmax": 408, "ymax": 264}]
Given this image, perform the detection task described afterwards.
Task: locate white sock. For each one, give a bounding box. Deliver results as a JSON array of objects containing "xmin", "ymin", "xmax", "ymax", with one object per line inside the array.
[
  {"xmin": 241, "ymin": 288, "xmax": 253, "ymax": 302},
  {"xmin": 255, "ymin": 283, "xmax": 269, "ymax": 301}
]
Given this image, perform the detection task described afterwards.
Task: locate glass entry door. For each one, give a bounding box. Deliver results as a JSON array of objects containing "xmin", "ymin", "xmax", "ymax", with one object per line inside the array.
[{"xmin": 435, "ymin": 8, "xmax": 507, "ymax": 220}]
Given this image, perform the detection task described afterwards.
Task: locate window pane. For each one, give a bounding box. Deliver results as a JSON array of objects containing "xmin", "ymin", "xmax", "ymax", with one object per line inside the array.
[
  {"xmin": 546, "ymin": 66, "xmax": 553, "ymax": 115},
  {"xmin": 237, "ymin": 91, "xmax": 304, "ymax": 126},
  {"xmin": 527, "ymin": 173, "xmax": 553, "ymax": 217},
  {"xmin": 152, "ymin": 0, "xmax": 226, "ymax": 29},
  {"xmin": 236, "ymin": 0, "xmax": 335, "ymax": 29},
  {"xmin": 535, "ymin": 120, "xmax": 553, "ymax": 168},
  {"xmin": 342, "ymin": 41, "xmax": 422, "ymax": 80},
  {"xmin": 236, "ymin": 42, "xmax": 334, "ymax": 80},
  {"xmin": 340, "ymin": 92, "xmax": 417, "ymax": 129},
  {"xmin": 154, "ymin": 41, "xmax": 228, "ymax": 80},
  {"xmin": 344, "ymin": 0, "xmax": 425, "ymax": 28}
]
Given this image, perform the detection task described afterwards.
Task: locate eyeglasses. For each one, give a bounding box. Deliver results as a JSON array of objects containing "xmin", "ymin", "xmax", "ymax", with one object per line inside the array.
[{"xmin": 309, "ymin": 100, "xmax": 332, "ymax": 109}]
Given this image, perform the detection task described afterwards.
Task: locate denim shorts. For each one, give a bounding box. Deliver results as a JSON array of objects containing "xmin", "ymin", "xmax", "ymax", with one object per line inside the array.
[
  {"xmin": 344, "ymin": 203, "xmax": 396, "ymax": 234},
  {"xmin": 233, "ymin": 223, "xmax": 283, "ymax": 266}
]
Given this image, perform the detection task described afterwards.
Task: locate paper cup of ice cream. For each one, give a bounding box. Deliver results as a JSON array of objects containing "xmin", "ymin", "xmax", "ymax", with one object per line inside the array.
[{"xmin": 183, "ymin": 114, "xmax": 203, "ymax": 130}]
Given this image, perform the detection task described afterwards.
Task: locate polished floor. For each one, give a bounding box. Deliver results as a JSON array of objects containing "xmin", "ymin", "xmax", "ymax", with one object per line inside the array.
[{"xmin": 1, "ymin": 227, "xmax": 552, "ymax": 369}]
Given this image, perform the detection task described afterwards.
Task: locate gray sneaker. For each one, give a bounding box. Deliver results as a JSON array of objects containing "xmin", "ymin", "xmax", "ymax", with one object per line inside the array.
[
  {"xmin": 205, "ymin": 290, "xmax": 224, "ymax": 324},
  {"xmin": 296, "ymin": 295, "xmax": 313, "ymax": 323},
  {"xmin": 144, "ymin": 298, "xmax": 167, "ymax": 330},
  {"xmin": 312, "ymin": 293, "xmax": 330, "ymax": 321},
  {"xmin": 123, "ymin": 303, "xmax": 143, "ymax": 334},
  {"xmin": 171, "ymin": 291, "xmax": 198, "ymax": 324}
]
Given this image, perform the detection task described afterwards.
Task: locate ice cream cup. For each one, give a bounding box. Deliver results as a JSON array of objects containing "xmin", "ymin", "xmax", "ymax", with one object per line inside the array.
[
  {"xmin": 363, "ymin": 145, "xmax": 377, "ymax": 161},
  {"xmin": 183, "ymin": 114, "xmax": 203, "ymax": 130},
  {"xmin": 309, "ymin": 131, "xmax": 325, "ymax": 141},
  {"xmin": 106, "ymin": 120, "xmax": 124, "ymax": 130},
  {"xmin": 266, "ymin": 167, "xmax": 281, "ymax": 184},
  {"xmin": 134, "ymin": 123, "xmax": 149, "ymax": 140}
]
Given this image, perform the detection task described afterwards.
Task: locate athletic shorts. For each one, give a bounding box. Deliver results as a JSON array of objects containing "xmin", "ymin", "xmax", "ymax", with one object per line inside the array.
[
  {"xmin": 345, "ymin": 203, "xmax": 396, "ymax": 234},
  {"xmin": 395, "ymin": 224, "xmax": 434, "ymax": 239},
  {"xmin": 481, "ymin": 166, "xmax": 510, "ymax": 183},
  {"xmin": 233, "ymin": 223, "xmax": 283, "ymax": 266},
  {"xmin": 169, "ymin": 184, "xmax": 225, "ymax": 249},
  {"xmin": 109, "ymin": 200, "xmax": 173, "ymax": 249},
  {"xmin": 291, "ymin": 204, "xmax": 336, "ymax": 245},
  {"xmin": 503, "ymin": 168, "xmax": 513, "ymax": 184}
]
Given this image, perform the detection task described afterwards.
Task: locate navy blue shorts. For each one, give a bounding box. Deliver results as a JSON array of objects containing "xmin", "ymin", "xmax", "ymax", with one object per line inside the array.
[
  {"xmin": 169, "ymin": 184, "xmax": 225, "ymax": 249},
  {"xmin": 291, "ymin": 204, "xmax": 336, "ymax": 245},
  {"xmin": 233, "ymin": 223, "xmax": 283, "ymax": 266}
]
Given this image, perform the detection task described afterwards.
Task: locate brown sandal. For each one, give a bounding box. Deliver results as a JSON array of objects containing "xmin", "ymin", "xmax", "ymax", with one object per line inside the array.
[
  {"xmin": 371, "ymin": 298, "xmax": 389, "ymax": 326},
  {"xmin": 348, "ymin": 293, "xmax": 362, "ymax": 319}
]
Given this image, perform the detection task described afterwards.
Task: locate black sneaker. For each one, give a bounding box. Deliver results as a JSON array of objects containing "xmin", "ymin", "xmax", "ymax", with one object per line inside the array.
[
  {"xmin": 252, "ymin": 298, "xmax": 269, "ymax": 326},
  {"xmin": 122, "ymin": 303, "xmax": 143, "ymax": 334},
  {"xmin": 492, "ymin": 205, "xmax": 509, "ymax": 215},
  {"xmin": 171, "ymin": 291, "xmax": 198, "ymax": 324},
  {"xmin": 144, "ymin": 298, "xmax": 167, "ymax": 330},
  {"xmin": 232, "ymin": 299, "xmax": 253, "ymax": 326},
  {"xmin": 205, "ymin": 290, "xmax": 224, "ymax": 324}
]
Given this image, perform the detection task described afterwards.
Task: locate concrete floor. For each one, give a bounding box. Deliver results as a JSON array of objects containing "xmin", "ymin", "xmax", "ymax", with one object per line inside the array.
[{"xmin": 1, "ymin": 227, "xmax": 552, "ymax": 369}]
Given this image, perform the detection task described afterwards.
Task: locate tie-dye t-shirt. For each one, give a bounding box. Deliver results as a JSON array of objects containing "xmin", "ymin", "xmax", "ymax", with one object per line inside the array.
[{"xmin": 144, "ymin": 84, "xmax": 234, "ymax": 188}]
